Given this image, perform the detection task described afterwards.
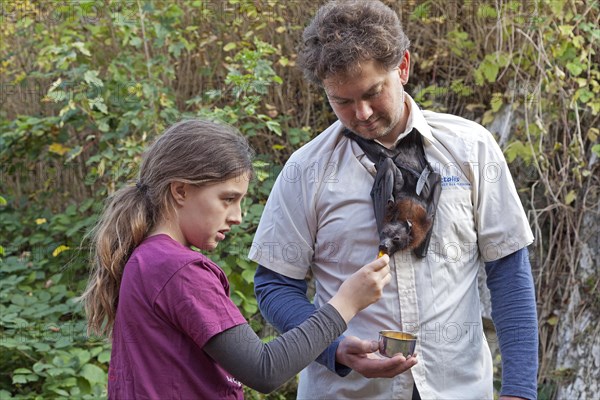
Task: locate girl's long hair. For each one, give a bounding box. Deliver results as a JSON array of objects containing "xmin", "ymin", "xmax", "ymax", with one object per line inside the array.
[{"xmin": 80, "ymin": 119, "xmax": 254, "ymax": 337}]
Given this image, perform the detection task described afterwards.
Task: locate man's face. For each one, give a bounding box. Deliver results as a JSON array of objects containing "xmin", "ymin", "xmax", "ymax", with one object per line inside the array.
[{"xmin": 323, "ymin": 53, "xmax": 410, "ymax": 147}]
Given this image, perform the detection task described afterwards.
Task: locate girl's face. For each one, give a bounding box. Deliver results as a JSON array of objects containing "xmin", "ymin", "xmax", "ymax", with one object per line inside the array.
[{"xmin": 173, "ymin": 172, "xmax": 250, "ymax": 250}]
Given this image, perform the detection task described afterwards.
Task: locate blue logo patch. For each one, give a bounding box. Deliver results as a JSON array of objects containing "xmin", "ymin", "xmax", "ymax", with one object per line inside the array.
[{"xmin": 441, "ymin": 175, "xmax": 471, "ymax": 188}]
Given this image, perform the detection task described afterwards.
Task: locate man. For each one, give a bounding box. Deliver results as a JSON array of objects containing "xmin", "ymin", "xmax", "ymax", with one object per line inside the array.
[{"xmin": 249, "ymin": 1, "xmax": 538, "ymax": 399}]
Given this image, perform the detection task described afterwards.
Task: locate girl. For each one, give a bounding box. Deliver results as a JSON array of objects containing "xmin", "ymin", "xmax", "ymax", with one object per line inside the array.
[{"xmin": 80, "ymin": 119, "xmax": 391, "ymax": 399}]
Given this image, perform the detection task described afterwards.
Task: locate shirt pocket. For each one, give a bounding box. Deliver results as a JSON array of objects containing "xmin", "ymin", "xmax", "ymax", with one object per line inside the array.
[{"xmin": 428, "ymin": 188, "xmax": 477, "ymax": 264}]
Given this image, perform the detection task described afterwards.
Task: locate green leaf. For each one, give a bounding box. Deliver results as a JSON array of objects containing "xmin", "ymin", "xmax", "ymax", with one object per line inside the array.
[
  {"xmin": 549, "ymin": 0, "xmax": 566, "ymax": 15},
  {"xmin": 482, "ymin": 62, "xmax": 499, "ymax": 83},
  {"xmin": 566, "ymin": 62, "xmax": 583, "ymax": 76},
  {"xmin": 558, "ymin": 25, "xmax": 574, "ymax": 36},
  {"xmin": 84, "ymin": 70, "xmax": 103, "ymax": 88},
  {"xmin": 410, "ymin": 3, "xmax": 430, "ymax": 20},
  {"xmin": 50, "ymin": 388, "xmax": 70, "ymax": 397},
  {"xmin": 66, "ymin": 145, "xmax": 83, "ymax": 162},
  {"xmin": 72, "ymin": 42, "xmax": 91, "ymax": 57},
  {"xmin": 75, "ymin": 349, "xmax": 92, "ymax": 366},
  {"xmin": 0, "ymin": 195, "xmax": 8, "ymax": 206},
  {"xmin": 265, "ymin": 120, "xmax": 282, "ymax": 136},
  {"xmin": 33, "ymin": 361, "xmax": 49, "ymax": 374},
  {"xmin": 76, "ymin": 377, "xmax": 91, "ymax": 394},
  {"xmin": 13, "ymin": 368, "xmax": 33, "ymax": 374},
  {"xmin": 575, "ymin": 88, "xmax": 593, "ymax": 103},
  {"xmin": 89, "ymin": 97, "xmax": 108, "ymax": 114},
  {"xmin": 98, "ymin": 350, "xmax": 111, "ymax": 363},
  {"xmin": 32, "ymin": 342, "xmax": 51, "ymax": 352},
  {"xmin": 129, "ymin": 37, "xmax": 142, "ymax": 47},
  {"xmin": 477, "ymin": 4, "xmax": 497, "ymax": 19},
  {"xmin": 504, "ymin": 141, "xmax": 533, "ymax": 164},
  {"xmin": 241, "ymin": 269, "xmax": 255, "ymax": 284},
  {"xmin": 490, "ymin": 93, "xmax": 503, "ymax": 112},
  {"xmin": 13, "ymin": 375, "xmax": 28, "ymax": 384},
  {"xmin": 80, "ymin": 364, "xmax": 105, "ymax": 384}
]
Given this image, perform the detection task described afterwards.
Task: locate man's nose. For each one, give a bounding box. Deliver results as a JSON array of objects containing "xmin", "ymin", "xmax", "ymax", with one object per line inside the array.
[{"xmin": 355, "ymin": 101, "xmax": 373, "ymax": 121}]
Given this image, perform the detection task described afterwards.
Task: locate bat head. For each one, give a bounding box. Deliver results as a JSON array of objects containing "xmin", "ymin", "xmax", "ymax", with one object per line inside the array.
[
  {"xmin": 379, "ymin": 219, "xmax": 412, "ymax": 256},
  {"xmin": 379, "ymin": 196, "xmax": 432, "ymax": 256}
]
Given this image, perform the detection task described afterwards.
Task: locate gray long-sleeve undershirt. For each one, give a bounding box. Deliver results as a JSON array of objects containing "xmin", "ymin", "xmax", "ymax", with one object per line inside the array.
[{"xmin": 204, "ymin": 303, "xmax": 346, "ymax": 393}]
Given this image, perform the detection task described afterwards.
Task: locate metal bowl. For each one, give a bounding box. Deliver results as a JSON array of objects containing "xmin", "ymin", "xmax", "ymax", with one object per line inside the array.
[{"xmin": 379, "ymin": 330, "xmax": 417, "ymax": 357}]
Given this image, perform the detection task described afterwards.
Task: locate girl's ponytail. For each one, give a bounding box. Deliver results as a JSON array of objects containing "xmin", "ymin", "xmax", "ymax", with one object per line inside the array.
[{"xmin": 81, "ymin": 185, "xmax": 152, "ymax": 337}]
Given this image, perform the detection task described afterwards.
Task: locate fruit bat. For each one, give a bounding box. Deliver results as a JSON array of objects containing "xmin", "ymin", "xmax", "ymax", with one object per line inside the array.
[{"xmin": 345, "ymin": 129, "xmax": 441, "ymax": 258}]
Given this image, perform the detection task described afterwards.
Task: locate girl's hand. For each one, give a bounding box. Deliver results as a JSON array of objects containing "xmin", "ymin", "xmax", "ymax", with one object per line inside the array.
[{"xmin": 328, "ymin": 255, "xmax": 391, "ymax": 323}]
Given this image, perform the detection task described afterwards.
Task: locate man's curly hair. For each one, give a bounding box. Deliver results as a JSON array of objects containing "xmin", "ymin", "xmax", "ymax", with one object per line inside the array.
[{"xmin": 298, "ymin": 0, "xmax": 410, "ymax": 86}]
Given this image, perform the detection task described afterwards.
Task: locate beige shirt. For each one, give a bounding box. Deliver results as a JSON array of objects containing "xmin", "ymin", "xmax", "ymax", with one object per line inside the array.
[{"xmin": 249, "ymin": 95, "xmax": 534, "ymax": 399}]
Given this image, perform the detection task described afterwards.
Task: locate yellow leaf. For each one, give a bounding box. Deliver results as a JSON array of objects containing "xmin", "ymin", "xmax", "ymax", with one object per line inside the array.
[
  {"xmin": 558, "ymin": 25, "xmax": 574, "ymax": 36},
  {"xmin": 490, "ymin": 93, "xmax": 503, "ymax": 113},
  {"xmin": 554, "ymin": 142, "xmax": 563, "ymax": 151},
  {"xmin": 35, "ymin": 218, "xmax": 47, "ymax": 225},
  {"xmin": 223, "ymin": 42, "xmax": 237, "ymax": 52},
  {"xmin": 49, "ymin": 143, "xmax": 70, "ymax": 156},
  {"xmin": 159, "ymin": 93, "xmax": 173, "ymax": 108},
  {"xmin": 97, "ymin": 159, "xmax": 106, "ymax": 177},
  {"xmin": 52, "ymin": 245, "xmax": 70, "ymax": 257},
  {"xmin": 565, "ymin": 190, "xmax": 577, "ymax": 205},
  {"xmin": 547, "ymin": 316, "xmax": 559, "ymax": 326},
  {"xmin": 279, "ymin": 57, "xmax": 289, "ymax": 67},
  {"xmin": 481, "ymin": 110, "xmax": 494, "ymax": 126},
  {"xmin": 586, "ymin": 127, "xmax": 599, "ymax": 142}
]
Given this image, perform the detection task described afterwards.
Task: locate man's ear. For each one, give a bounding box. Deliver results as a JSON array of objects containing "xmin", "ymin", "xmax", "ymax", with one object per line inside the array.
[
  {"xmin": 398, "ymin": 50, "xmax": 410, "ymax": 85},
  {"xmin": 170, "ymin": 181, "xmax": 187, "ymax": 206}
]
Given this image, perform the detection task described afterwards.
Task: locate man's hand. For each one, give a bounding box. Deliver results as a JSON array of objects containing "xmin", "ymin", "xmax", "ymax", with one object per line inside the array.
[{"xmin": 335, "ymin": 335, "xmax": 417, "ymax": 378}]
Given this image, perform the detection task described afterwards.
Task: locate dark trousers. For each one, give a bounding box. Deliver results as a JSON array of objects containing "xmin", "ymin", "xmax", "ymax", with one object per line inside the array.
[{"xmin": 412, "ymin": 385, "xmax": 421, "ymax": 400}]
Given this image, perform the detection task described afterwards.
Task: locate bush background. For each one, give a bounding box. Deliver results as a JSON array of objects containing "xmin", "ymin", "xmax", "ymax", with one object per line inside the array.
[{"xmin": 1, "ymin": 0, "xmax": 598, "ymax": 398}]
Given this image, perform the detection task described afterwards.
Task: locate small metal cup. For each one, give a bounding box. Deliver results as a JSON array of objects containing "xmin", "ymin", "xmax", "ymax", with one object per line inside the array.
[{"xmin": 379, "ymin": 330, "xmax": 417, "ymax": 357}]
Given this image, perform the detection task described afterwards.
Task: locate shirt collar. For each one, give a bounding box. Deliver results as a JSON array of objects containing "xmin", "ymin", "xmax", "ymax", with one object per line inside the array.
[{"xmin": 373, "ymin": 93, "xmax": 436, "ymax": 147}]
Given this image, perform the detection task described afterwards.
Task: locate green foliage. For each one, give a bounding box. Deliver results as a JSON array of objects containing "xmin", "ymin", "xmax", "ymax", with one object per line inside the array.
[
  {"xmin": 415, "ymin": 3, "xmax": 599, "ymax": 395},
  {"xmin": 1, "ymin": 197, "xmax": 109, "ymax": 398},
  {"xmin": 1, "ymin": 1, "xmax": 295, "ymax": 398}
]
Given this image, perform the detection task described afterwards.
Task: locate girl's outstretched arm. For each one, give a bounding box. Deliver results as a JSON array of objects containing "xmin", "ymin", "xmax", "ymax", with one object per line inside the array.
[
  {"xmin": 205, "ymin": 256, "xmax": 391, "ymax": 393},
  {"xmin": 204, "ymin": 303, "xmax": 344, "ymax": 393}
]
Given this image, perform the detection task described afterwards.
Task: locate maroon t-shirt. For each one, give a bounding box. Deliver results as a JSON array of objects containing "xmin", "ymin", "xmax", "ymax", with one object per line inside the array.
[{"xmin": 108, "ymin": 234, "xmax": 247, "ymax": 399}]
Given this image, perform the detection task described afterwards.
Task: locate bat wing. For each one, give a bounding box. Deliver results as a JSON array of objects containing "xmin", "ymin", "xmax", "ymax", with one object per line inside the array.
[
  {"xmin": 371, "ymin": 157, "xmax": 404, "ymax": 247},
  {"xmin": 412, "ymin": 168, "xmax": 442, "ymax": 258}
]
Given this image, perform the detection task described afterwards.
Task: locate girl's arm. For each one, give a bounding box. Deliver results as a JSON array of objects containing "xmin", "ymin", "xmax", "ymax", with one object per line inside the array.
[
  {"xmin": 254, "ymin": 265, "xmax": 351, "ymax": 375},
  {"xmin": 205, "ymin": 255, "xmax": 391, "ymax": 393},
  {"xmin": 204, "ymin": 303, "xmax": 345, "ymax": 393}
]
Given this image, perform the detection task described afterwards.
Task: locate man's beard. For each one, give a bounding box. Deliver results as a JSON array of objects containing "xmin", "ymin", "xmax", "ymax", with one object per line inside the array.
[{"xmin": 351, "ymin": 114, "xmax": 398, "ymax": 142}]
